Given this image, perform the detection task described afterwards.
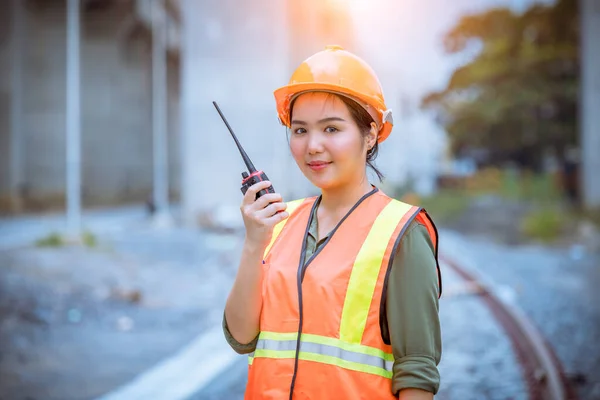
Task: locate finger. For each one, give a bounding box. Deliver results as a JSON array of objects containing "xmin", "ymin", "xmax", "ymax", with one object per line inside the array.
[
  {"xmin": 252, "ymin": 193, "xmax": 283, "ymax": 210},
  {"xmin": 242, "ymin": 180, "xmax": 273, "ymax": 205},
  {"xmin": 264, "ymin": 209, "xmax": 290, "ymax": 225},
  {"xmin": 256, "ymin": 201, "xmax": 288, "ymax": 219}
]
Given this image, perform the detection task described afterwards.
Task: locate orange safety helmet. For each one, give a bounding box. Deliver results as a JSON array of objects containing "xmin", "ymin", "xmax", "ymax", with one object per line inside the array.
[{"xmin": 274, "ymin": 45, "xmax": 394, "ymax": 143}]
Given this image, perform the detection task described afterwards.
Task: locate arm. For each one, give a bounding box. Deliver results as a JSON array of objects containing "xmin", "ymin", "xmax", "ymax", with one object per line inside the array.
[
  {"xmin": 224, "ymin": 240, "xmax": 268, "ymax": 345},
  {"xmin": 224, "ymin": 180, "xmax": 289, "ymax": 346},
  {"xmin": 223, "ymin": 312, "xmax": 259, "ymax": 354},
  {"xmin": 386, "ymin": 221, "xmax": 441, "ymax": 398},
  {"xmin": 398, "ymin": 388, "xmax": 433, "ymax": 400}
]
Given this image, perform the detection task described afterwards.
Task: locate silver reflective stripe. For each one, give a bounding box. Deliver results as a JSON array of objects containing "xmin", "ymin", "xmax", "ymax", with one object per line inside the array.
[{"xmin": 256, "ymin": 339, "xmax": 394, "ymax": 372}]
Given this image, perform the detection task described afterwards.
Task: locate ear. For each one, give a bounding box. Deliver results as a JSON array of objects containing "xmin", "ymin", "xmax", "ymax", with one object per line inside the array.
[{"xmin": 366, "ymin": 122, "xmax": 378, "ymax": 150}]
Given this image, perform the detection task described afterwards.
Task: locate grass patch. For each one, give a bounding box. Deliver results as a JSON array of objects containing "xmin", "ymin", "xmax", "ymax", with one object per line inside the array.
[
  {"xmin": 498, "ymin": 170, "xmax": 561, "ymax": 204},
  {"xmin": 82, "ymin": 231, "xmax": 98, "ymax": 247},
  {"xmin": 34, "ymin": 230, "xmax": 98, "ymax": 248},
  {"xmin": 392, "ymin": 169, "xmax": 596, "ymax": 243},
  {"xmin": 35, "ymin": 232, "xmax": 65, "ymax": 247},
  {"xmin": 520, "ymin": 207, "xmax": 566, "ymax": 243}
]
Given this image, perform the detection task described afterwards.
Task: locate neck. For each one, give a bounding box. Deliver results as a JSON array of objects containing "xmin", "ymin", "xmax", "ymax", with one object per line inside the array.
[{"xmin": 319, "ymin": 174, "xmax": 374, "ymax": 216}]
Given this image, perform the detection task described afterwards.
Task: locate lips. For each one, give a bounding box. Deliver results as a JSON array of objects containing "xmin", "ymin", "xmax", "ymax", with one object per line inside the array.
[{"xmin": 307, "ymin": 161, "xmax": 331, "ymax": 171}]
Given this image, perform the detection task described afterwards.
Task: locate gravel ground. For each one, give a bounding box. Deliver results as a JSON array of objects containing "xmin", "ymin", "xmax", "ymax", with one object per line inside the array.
[
  {"xmin": 1, "ymin": 206, "xmax": 596, "ymax": 400},
  {"xmin": 0, "ymin": 226, "xmax": 243, "ymax": 400},
  {"xmin": 441, "ymin": 229, "xmax": 600, "ymax": 399}
]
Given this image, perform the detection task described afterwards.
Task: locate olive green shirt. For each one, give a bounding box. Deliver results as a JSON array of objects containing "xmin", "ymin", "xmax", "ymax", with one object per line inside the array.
[{"xmin": 223, "ymin": 200, "xmax": 442, "ymax": 396}]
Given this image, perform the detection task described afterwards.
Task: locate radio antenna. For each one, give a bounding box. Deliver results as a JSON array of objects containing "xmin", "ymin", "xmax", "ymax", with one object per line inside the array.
[{"xmin": 212, "ymin": 101, "xmax": 256, "ymax": 173}]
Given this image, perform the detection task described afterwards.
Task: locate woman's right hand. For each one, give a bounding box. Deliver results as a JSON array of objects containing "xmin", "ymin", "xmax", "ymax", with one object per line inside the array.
[{"xmin": 240, "ymin": 180, "xmax": 289, "ymax": 249}]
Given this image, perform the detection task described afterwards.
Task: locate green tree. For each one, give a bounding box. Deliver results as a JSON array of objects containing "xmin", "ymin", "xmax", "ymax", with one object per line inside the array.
[{"xmin": 422, "ymin": 0, "xmax": 579, "ymax": 170}]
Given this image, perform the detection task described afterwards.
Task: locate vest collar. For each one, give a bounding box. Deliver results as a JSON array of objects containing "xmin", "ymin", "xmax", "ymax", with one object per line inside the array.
[{"xmin": 299, "ymin": 185, "xmax": 379, "ymax": 282}]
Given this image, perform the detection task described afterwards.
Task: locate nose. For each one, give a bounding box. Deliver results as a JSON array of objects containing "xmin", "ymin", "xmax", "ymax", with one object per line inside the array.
[{"xmin": 307, "ymin": 131, "xmax": 324, "ymax": 155}]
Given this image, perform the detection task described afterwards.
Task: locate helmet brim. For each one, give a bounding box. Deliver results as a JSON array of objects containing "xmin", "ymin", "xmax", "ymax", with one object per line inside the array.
[{"xmin": 274, "ymin": 82, "xmax": 392, "ymax": 143}]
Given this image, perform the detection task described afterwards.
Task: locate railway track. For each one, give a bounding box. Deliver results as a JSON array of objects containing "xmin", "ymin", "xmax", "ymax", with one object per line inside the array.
[{"xmin": 441, "ymin": 255, "xmax": 577, "ymax": 400}]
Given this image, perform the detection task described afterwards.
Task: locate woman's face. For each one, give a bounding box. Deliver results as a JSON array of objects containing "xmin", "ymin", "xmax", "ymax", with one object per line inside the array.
[{"xmin": 289, "ymin": 92, "xmax": 370, "ymax": 191}]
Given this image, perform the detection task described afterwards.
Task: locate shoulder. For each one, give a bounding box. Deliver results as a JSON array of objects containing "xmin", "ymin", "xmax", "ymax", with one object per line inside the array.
[
  {"xmin": 400, "ymin": 219, "xmax": 434, "ymax": 249},
  {"xmin": 389, "ymin": 216, "xmax": 441, "ymax": 298},
  {"xmin": 382, "ymin": 194, "xmax": 437, "ymax": 246}
]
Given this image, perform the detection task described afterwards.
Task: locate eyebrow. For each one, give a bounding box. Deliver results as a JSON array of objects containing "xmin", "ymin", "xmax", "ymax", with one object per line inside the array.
[{"xmin": 291, "ymin": 117, "xmax": 346, "ymax": 125}]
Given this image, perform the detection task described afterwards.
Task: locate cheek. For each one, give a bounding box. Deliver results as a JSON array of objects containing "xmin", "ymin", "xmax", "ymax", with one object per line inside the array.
[
  {"xmin": 289, "ymin": 137, "xmax": 305, "ymax": 162},
  {"xmin": 330, "ymin": 134, "xmax": 364, "ymax": 163}
]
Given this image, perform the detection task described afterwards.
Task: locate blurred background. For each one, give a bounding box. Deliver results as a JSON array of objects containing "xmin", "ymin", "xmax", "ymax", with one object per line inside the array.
[{"xmin": 0, "ymin": 0, "xmax": 598, "ymax": 399}]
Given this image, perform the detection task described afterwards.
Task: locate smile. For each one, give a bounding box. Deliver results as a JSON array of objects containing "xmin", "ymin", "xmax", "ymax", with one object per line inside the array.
[{"xmin": 307, "ymin": 162, "xmax": 331, "ymax": 171}]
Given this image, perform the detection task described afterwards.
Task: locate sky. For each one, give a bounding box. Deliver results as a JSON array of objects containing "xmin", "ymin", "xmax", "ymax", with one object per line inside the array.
[{"xmin": 349, "ymin": 0, "xmax": 556, "ymax": 103}]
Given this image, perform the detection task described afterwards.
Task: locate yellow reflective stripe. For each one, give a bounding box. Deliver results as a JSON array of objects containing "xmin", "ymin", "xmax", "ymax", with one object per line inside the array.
[
  {"xmin": 257, "ymin": 338, "xmax": 394, "ymax": 371},
  {"xmin": 339, "ymin": 200, "xmax": 414, "ymax": 344},
  {"xmin": 258, "ymin": 331, "xmax": 393, "ymax": 361},
  {"xmin": 252, "ymin": 348, "xmax": 393, "ymax": 379},
  {"xmin": 263, "ymin": 198, "xmax": 306, "ymax": 259},
  {"xmin": 255, "ymin": 349, "xmax": 297, "ymax": 359},
  {"xmin": 297, "ymin": 352, "xmax": 392, "ymax": 379}
]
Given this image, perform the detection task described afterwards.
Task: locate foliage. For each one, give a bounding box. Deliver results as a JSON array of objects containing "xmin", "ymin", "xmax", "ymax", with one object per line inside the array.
[{"xmin": 421, "ymin": 0, "xmax": 579, "ymax": 169}]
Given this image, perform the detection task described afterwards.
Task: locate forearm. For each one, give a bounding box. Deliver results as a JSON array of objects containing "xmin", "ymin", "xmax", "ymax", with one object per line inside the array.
[
  {"xmin": 388, "ymin": 222, "xmax": 442, "ymax": 396},
  {"xmin": 398, "ymin": 388, "xmax": 433, "ymax": 400},
  {"xmin": 224, "ymin": 239, "xmax": 266, "ymax": 344}
]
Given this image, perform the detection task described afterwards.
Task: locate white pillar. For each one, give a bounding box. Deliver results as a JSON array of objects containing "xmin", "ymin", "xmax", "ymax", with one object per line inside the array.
[
  {"xmin": 66, "ymin": 0, "xmax": 82, "ymax": 236},
  {"xmin": 152, "ymin": 0, "xmax": 171, "ymax": 224},
  {"xmin": 580, "ymin": 0, "xmax": 600, "ymax": 208},
  {"xmin": 10, "ymin": 0, "xmax": 24, "ymax": 212}
]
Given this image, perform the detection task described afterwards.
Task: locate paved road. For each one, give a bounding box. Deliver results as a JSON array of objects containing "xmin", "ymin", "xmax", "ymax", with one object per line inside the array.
[{"xmin": 2, "ymin": 209, "xmax": 596, "ymax": 399}]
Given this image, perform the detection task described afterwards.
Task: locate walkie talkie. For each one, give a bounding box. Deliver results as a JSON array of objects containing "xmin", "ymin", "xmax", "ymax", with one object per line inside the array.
[{"xmin": 212, "ymin": 101, "xmax": 275, "ymax": 200}]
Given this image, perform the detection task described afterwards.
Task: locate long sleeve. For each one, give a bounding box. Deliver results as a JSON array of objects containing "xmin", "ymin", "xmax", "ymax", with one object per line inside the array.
[
  {"xmin": 385, "ymin": 220, "xmax": 442, "ymax": 395},
  {"xmin": 222, "ymin": 312, "xmax": 259, "ymax": 354}
]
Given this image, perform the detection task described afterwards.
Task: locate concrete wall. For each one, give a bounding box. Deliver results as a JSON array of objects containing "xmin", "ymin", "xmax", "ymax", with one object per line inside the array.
[
  {"xmin": 0, "ymin": 5, "xmax": 11, "ymax": 203},
  {"xmin": 581, "ymin": 0, "xmax": 600, "ymax": 208},
  {"xmin": 22, "ymin": 0, "xmax": 68, "ymax": 207},
  {"xmin": 180, "ymin": 0, "xmax": 293, "ymax": 225},
  {"xmin": 0, "ymin": 0, "xmax": 180, "ymax": 214}
]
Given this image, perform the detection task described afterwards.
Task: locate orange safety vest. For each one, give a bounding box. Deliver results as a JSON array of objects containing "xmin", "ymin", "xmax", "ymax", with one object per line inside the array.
[{"xmin": 245, "ymin": 188, "xmax": 441, "ymax": 399}]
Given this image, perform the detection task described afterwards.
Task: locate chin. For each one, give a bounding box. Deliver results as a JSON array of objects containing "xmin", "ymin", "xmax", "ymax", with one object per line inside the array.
[
  {"xmin": 298, "ymin": 168, "xmax": 329, "ymax": 189},
  {"xmin": 306, "ymin": 175, "xmax": 340, "ymax": 191},
  {"xmin": 299, "ymin": 165, "xmax": 345, "ymax": 191}
]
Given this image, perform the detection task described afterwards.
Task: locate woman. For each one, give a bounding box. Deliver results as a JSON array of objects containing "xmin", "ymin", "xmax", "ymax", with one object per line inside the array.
[{"xmin": 224, "ymin": 45, "xmax": 442, "ymax": 400}]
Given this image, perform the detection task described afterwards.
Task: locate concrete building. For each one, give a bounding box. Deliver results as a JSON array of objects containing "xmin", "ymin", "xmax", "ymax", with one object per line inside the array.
[
  {"xmin": 0, "ymin": 0, "xmax": 181, "ymax": 215},
  {"xmin": 580, "ymin": 0, "xmax": 600, "ymax": 208},
  {"xmin": 179, "ymin": 0, "xmax": 357, "ymax": 226}
]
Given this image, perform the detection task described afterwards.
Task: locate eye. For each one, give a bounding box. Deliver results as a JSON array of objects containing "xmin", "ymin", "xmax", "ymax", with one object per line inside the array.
[
  {"xmin": 293, "ymin": 127, "xmax": 307, "ymax": 135},
  {"xmin": 325, "ymin": 126, "xmax": 339, "ymax": 133}
]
